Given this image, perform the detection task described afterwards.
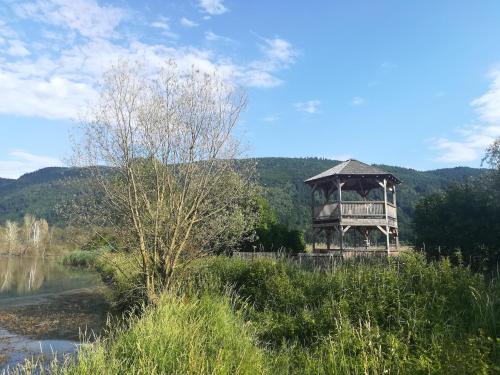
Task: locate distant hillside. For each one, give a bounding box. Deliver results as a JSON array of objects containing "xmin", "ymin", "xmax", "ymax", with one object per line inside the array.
[
  {"xmin": 0, "ymin": 158, "xmax": 486, "ymax": 242},
  {"xmin": 254, "ymin": 158, "xmax": 485, "ymax": 242},
  {"xmin": 0, "ymin": 167, "xmax": 90, "ymax": 225},
  {"xmin": 0, "ymin": 178, "xmax": 13, "ymax": 189}
]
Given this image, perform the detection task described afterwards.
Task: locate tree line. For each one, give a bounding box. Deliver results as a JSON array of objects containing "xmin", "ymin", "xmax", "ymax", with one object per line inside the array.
[{"xmin": 415, "ymin": 139, "xmax": 500, "ymax": 273}]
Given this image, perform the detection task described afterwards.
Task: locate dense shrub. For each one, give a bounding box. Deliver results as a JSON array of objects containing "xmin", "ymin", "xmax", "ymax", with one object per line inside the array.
[
  {"xmin": 80, "ymin": 233, "xmax": 121, "ymax": 252},
  {"xmin": 37, "ymin": 253, "xmax": 499, "ymax": 374},
  {"xmin": 415, "ymin": 181, "xmax": 500, "ymax": 272},
  {"xmin": 241, "ymin": 197, "xmax": 305, "ymax": 254},
  {"xmin": 186, "ymin": 253, "xmax": 500, "ymax": 373},
  {"xmin": 62, "ymin": 250, "xmax": 101, "ymax": 268},
  {"xmin": 16, "ymin": 294, "xmax": 266, "ymax": 375}
]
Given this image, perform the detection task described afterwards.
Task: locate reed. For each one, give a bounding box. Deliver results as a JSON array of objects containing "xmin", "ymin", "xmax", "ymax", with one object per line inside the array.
[{"xmin": 13, "ymin": 252, "xmax": 500, "ymax": 374}]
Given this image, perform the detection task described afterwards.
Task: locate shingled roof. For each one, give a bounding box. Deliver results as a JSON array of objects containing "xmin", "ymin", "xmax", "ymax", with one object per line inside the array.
[{"xmin": 305, "ymin": 159, "xmax": 401, "ymax": 184}]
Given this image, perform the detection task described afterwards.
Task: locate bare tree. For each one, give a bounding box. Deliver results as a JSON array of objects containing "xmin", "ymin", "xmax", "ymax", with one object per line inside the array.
[
  {"xmin": 4, "ymin": 221, "xmax": 19, "ymax": 253},
  {"xmin": 23, "ymin": 214, "xmax": 36, "ymax": 249},
  {"xmin": 483, "ymin": 138, "xmax": 500, "ymax": 170},
  {"xmin": 74, "ymin": 61, "xmax": 258, "ymax": 303}
]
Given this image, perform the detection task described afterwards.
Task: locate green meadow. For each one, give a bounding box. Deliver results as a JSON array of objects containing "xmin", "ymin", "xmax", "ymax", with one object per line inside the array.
[{"xmin": 16, "ymin": 252, "xmax": 500, "ymax": 374}]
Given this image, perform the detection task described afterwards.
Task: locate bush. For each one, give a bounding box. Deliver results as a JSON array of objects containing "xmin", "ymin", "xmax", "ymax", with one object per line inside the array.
[
  {"xmin": 185, "ymin": 253, "xmax": 500, "ymax": 372},
  {"xmin": 16, "ymin": 294, "xmax": 267, "ymax": 375},
  {"xmin": 244, "ymin": 223, "xmax": 305, "ymax": 255},
  {"xmin": 62, "ymin": 250, "xmax": 101, "ymax": 268},
  {"xmin": 240, "ymin": 196, "xmax": 305, "ymax": 255},
  {"xmin": 415, "ymin": 183, "xmax": 500, "ymax": 273},
  {"xmin": 31, "ymin": 252, "xmax": 500, "ymax": 374}
]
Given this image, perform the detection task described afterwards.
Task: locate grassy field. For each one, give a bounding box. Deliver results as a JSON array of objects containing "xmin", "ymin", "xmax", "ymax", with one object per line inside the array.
[{"xmin": 19, "ymin": 252, "xmax": 500, "ymax": 374}]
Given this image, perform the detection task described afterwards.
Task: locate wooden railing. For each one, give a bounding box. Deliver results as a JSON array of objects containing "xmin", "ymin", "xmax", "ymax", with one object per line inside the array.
[
  {"xmin": 313, "ymin": 201, "xmax": 397, "ymax": 221},
  {"xmin": 314, "ymin": 202, "xmax": 340, "ymax": 219},
  {"xmin": 341, "ymin": 201, "xmax": 384, "ymax": 216}
]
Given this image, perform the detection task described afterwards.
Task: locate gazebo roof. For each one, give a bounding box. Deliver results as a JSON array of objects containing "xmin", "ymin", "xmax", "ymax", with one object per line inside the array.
[{"xmin": 305, "ymin": 159, "xmax": 401, "ymax": 185}]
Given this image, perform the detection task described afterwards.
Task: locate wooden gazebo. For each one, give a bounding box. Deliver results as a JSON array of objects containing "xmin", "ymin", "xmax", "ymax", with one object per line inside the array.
[{"xmin": 304, "ymin": 159, "xmax": 401, "ymax": 255}]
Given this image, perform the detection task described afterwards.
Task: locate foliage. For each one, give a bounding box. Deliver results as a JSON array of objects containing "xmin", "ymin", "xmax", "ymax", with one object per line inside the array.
[
  {"xmin": 185, "ymin": 253, "xmax": 500, "ymax": 373},
  {"xmin": 71, "ymin": 61, "xmax": 258, "ymax": 303},
  {"xmin": 483, "ymin": 137, "xmax": 500, "ymax": 170},
  {"xmin": 0, "ymin": 214, "xmax": 50, "ymax": 255},
  {"xmin": 0, "ymin": 160, "xmax": 485, "ymax": 243},
  {"xmin": 252, "ymin": 157, "xmax": 485, "ymax": 242},
  {"xmin": 241, "ymin": 196, "xmax": 305, "ymax": 255},
  {"xmin": 0, "ymin": 167, "xmax": 91, "ymax": 226},
  {"xmin": 62, "ymin": 250, "xmax": 102, "ymax": 269},
  {"xmin": 14, "ymin": 253, "xmax": 500, "ymax": 374},
  {"xmin": 14, "ymin": 293, "xmax": 267, "ymax": 375},
  {"xmin": 415, "ymin": 178, "xmax": 500, "ymax": 273}
]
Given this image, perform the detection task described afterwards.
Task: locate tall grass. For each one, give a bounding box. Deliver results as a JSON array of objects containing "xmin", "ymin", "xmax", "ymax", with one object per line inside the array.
[
  {"xmin": 14, "ymin": 252, "xmax": 500, "ymax": 374},
  {"xmin": 182, "ymin": 252, "xmax": 500, "ymax": 373},
  {"xmin": 62, "ymin": 250, "xmax": 101, "ymax": 268},
  {"xmin": 11, "ymin": 293, "xmax": 266, "ymax": 375}
]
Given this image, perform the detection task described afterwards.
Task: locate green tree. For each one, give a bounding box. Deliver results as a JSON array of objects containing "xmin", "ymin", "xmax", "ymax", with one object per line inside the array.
[
  {"xmin": 241, "ymin": 196, "xmax": 305, "ymax": 255},
  {"xmin": 415, "ymin": 138, "xmax": 500, "ymax": 272}
]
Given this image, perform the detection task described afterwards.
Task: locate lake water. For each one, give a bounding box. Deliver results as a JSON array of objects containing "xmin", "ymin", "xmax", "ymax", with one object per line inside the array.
[{"xmin": 0, "ymin": 254, "xmax": 110, "ymax": 372}]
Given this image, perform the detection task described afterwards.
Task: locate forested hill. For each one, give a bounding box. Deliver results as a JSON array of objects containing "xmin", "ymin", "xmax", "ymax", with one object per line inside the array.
[
  {"xmin": 254, "ymin": 158, "xmax": 485, "ymax": 242},
  {"xmin": 0, "ymin": 177, "xmax": 14, "ymax": 188},
  {"xmin": 0, "ymin": 158, "xmax": 485, "ymax": 241}
]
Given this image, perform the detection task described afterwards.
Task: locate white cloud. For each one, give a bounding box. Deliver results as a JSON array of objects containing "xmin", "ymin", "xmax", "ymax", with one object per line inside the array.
[
  {"xmin": 252, "ymin": 37, "xmax": 296, "ymax": 72},
  {"xmin": 0, "ymin": 35, "xmax": 294, "ymax": 117},
  {"xmin": 471, "ymin": 70, "xmax": 500, "ymax": 123},
  {"xmin": 205, "ymin": 30, "xmax": 218, "ymax": 41},
  {"xmin": 263, "ymin": 38, "xmax": 296, "ymax": 65},
  {"xmin": 0, "ymin": 20, "xmax": 17, "ymax": 38},
  {"xmin": 0, "ymin": 0, "xmax": 298, "ymax": 119},
  {"xmin": 0, "ymin": 72, "xmax": 96, "ymax": 119},
  {"xmin": 381, "ymin": 61, "xmax": 397, "ymax": 69},
  {"xmin": 14, "ymin": 0, "xmax": 126, "ymax": 39},
  {"xmin": 0, "ymin": 150, "xmax": 63, "ymax": 179},
  {"xmin": 180, "ymin": 17, "xmax": 198, "ymax": 28},
  {"xmin": 151, "ymin": 19, "xmax": 178, "ymax": 39},
  {"xmin": 433, "ymin": 69, "xmax": 500, "ymax": 163},
  {"xmin": 240, "ymin": 37, "xmax": 297, "ymax": 88},
  {"xmin": 6, "ymin": 39, "xmax": 30, "ymax": 57},
  {"xmin": 351, "ymin": 96, "xmax": 365, "ymax": 106},
  {"xmin": 236, "ymin": 69, "xmax": 282, "ymax": 88},
  {"xmin": 151, "ymin": 21, "xmax": 169, "ymax": 30},
  {"xmin": 294, "ymin": 100, "xmax": 321, "ymax": 114},
  {"xmin": 204, "ymin": 30, "xmax": 234, "ymax": 43},
  {"xmin": 262, "ymin": 115, "xmax": 278, "ymax": 123},
  {"xmin": 433, "ymin": 138, "xmax": 479, "ymax": 163},
  {"xmin": 198, "ymin": 0, "xmax": 228, "ymax": 15}
]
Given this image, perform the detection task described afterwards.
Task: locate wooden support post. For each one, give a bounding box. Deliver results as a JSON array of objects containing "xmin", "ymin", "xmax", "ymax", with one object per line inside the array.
[
  {"xmin": 326, "ymin": 228, "xmax": 331, "ymax": 251},
  {"xmin": 337, "ymin": 177, "xmax": 342, "ymax": 203},
  {"xmin": 310, "ymin": 184, "xmax": 317, "ymax": 220},
  {"xmin": 312, "ymin": 228, "xmax": 316, "ymax": 253},
  {"xmin": 383, "ymin": 178, "xmax": 390, "ymax": 254},
  {"xmin": 339, "ymin": 225, "xmax": 344, "ymax": 253}
]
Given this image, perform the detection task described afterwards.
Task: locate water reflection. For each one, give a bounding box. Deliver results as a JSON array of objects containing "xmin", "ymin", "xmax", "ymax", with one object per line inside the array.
[
  {"xmin": 0, "ymin": 255, "xmax": 101, "ymax": 301},
  {"xmin": 0, "ymin": 254, "xmax": 109, "ymax": 370}
]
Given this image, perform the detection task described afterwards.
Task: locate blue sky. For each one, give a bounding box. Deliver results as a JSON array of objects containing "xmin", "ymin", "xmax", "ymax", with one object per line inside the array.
[{"xmin": 1, "ymin": 0, "xmax": 500, "ymax": 178}]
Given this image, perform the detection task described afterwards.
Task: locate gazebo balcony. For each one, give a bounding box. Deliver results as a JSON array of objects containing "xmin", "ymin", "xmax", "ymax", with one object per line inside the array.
[{"xmin": 313, "ymin": 201, "xmax": 398, "ymax": 227}]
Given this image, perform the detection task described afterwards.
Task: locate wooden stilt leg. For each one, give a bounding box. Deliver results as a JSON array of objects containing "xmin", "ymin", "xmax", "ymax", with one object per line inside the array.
[
  {"xmin": 326, "ymin": 229, "xmax": 331, "ymax": 251},
  {"xmin": 312, "ymin": 228, "xmax": 316, "ymax": 253},
  {"xmin": 386, "ymin": 225, "xmax": 390, "ymax": 254},
  {"xmin": 340, "ymin": 225, "xmax": 344, "ymax": 254}
]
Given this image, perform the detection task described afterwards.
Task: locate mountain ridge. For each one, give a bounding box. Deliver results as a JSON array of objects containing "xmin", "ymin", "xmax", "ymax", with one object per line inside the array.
[{"xmin": 0, "ymin": 158, "xmax": 487, "ymax": 241}]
